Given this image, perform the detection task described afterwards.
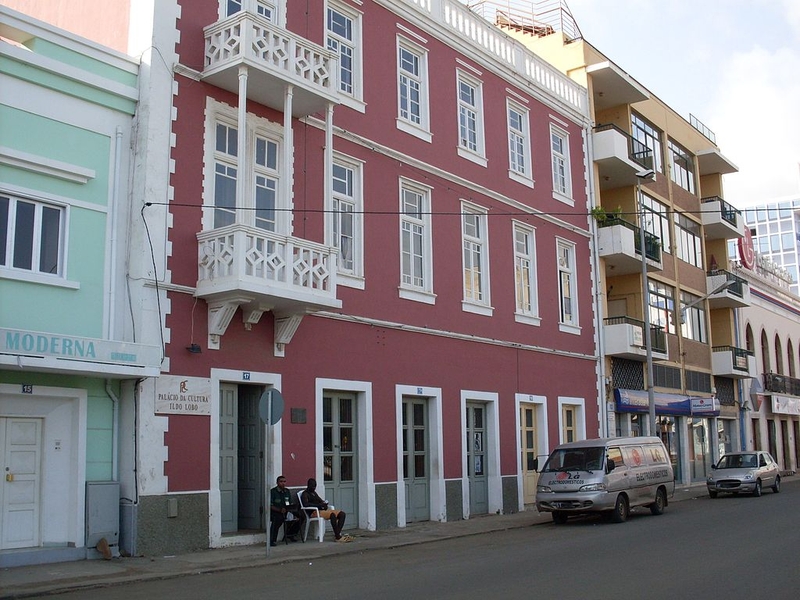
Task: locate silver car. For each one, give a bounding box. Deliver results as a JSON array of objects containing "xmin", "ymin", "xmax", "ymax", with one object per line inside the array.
[{"xmin": 707, "ymin": 451, "xmax": 781, "ymax": 498}]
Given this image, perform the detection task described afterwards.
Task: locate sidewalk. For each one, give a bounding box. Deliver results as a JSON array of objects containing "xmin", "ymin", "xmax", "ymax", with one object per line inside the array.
[{"xmin": 0, "ymin": 485, "xmax": 708, "ymax": 599}]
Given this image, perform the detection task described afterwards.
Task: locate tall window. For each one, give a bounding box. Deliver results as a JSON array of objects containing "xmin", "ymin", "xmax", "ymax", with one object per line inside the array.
[
  {"xmin": 397, "ymin": 38, "xmax": 429, "ymax": 137},
  {"xmin": 680, "ymin": 291, "xmax": 707, "ymax": 343},
  {"xmin": 557, "ymin": 240, "xmax": 578, "ymax": 328},
  {"xmin": 462, "ymin": 204, "xmax": 489, "ymax": 307},
  {"xmin": 649, "ymin": 280, "xmax": 676, "ymax": 335},
  {"xmin": 399, "ymin": 180, "xmax": 433, "ymax": 300},
  {"xmin": 456, "ymin": 71, "xmax": 485, "ymax": 162},
  {"xmin": 514, "ymin": 223, "xmax": 538, "ymax": 320},
  {"xmin": 668, "ymin": 139, "xmax": 696, "ymax": 194},
  {"xmin": 207, "ymin": 102, "xmax": 283, "ymax": 232},
  {"xmin": 327, "ymin": 3, "xmax": 361, "ymax": 100},
  {"xmin": 631, "ymin": 112, "xmax": 663, "ymax": 173},
  {"xmin": 507, "ymin": 100, "xmax": 531, "ymax": 184},
  {"xmin": 331, "ymin": 154, "xmax": 363, "ymax": 279},
  {"xmin": 0, "ymin": 195, "xmax": 64, "ymax": 276},
  {"xmin": 674, "ymin": 212, "xmax": 702, "ymax": 267},
  {"xmin": 550, "ymin": 125, "xmax": 571, "ymax": 199},
  {"xmin": 639, "ymin": 191, "xmax": 671, "ymax": 254}
]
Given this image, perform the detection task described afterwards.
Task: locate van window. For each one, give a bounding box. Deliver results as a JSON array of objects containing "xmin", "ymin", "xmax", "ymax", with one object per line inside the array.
[
  {"xmin": 621, "ymin": 446, "xmax": 645, "ymax": 467},
  {"xmin": 543, "ymin": 447, "xmax": 605, "ymax": 472},
  {"xmin": 645, "ymin": 444, "xmax": 668, "ymax": 464},
  {"xmin": 607, "ymin": 447, "xmax": 624, "ymax": 468}
]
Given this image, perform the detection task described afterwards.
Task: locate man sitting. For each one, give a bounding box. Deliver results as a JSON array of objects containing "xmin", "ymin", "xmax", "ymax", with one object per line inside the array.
[
  {"xmin": 300, "ymin": 478, "xmax": 352, "ymax": 542},
  {"xmin": 269, "ymin": 475, "xmax": 302, "ymax": 546}
]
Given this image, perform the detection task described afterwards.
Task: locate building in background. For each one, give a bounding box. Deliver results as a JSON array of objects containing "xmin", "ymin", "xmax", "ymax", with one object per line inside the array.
[
  {"xmin": 742, "ymin": 196, "xmax": 800, "ymax": 295},
  {"xmin": 479, "ymin": 0, "xmax": 752, "ymax": 484},
  {"xmin": 0, "ymin": 7, "xmax": 159, "ymax": 567},
  {"xmin": 4, "ymin": 0, "xmax": 601, "ymax": 559}
]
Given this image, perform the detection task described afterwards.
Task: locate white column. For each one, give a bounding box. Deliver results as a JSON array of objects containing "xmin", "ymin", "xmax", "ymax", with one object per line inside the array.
[
  {"xmin": 283, "ymin": 85, "xmax": 294, "ymax": 234},
  {"xmin": 237, "ymin": 65, "xmax": 248, "ymax": 224},
  {"xmin": 324, "ymin": 102, "xmax": 334, "ymax": 238}
]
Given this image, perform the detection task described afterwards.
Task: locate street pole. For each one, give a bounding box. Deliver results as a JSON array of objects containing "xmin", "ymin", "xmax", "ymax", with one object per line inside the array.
[{"xmin": 636, "ymin": 170, "xmax": 657, "ymax": 437}]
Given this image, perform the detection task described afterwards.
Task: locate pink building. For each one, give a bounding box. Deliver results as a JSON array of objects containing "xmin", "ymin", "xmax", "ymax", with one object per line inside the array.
[{"xmin": 9, "ymin": 0, "xmax": 599, "ymax": 557}]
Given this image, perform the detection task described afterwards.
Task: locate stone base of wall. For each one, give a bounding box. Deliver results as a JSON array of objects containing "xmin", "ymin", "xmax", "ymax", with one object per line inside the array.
[{"xmin": 132, "ymin": 493, "xmax": 209, "ymax": 557}]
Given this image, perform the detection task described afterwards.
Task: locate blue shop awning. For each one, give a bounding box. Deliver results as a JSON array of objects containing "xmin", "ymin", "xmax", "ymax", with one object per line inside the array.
[{"xmin": 614, "ymin": 389, "xmax": 720, "ymax": 417}]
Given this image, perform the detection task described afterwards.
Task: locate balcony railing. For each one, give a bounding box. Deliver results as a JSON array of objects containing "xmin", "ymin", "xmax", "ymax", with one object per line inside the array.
[
  {"xmin": 594, "ymin": 124, "xmax": 652, "ymax": 170},
  {"xmin": 764, "ymin": 372, "xmax": 800, "ymax": 397},
  {"xmin": 196, "ymin": 224, "xmax": 339, "ymax": 310},
  {"xmin": 598, "ymin": 217, "xmax": 661, "ymax": 263},
  {"xmin": 603, "ymin": 317, "xmax": 667, "ymax": 355},
  {"xmin": 707, "ymin": 269, "xmax": 747, "ymax": 298},
  {"xmin": 702, "ymin": 196, "xmax": 739, "ymax": 227},
  {"xmin": 712, "ymin": 346, "xmax": 753, "ymax": 372},
  {"xmin": 202, "ymin": 11, "xmax": 340, "ymax": 116}
]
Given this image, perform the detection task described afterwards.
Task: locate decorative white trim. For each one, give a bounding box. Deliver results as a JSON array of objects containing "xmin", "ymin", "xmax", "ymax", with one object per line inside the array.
[{"xmin": 0, "ymin": 146, "xmax": 95, "ymax": 184}]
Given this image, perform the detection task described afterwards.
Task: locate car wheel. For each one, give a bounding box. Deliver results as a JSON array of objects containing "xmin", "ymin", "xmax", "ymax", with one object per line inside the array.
[
  {"xmin": 650, "ymin": 488, "xmax": 666, "ymax": 515},
  {"xmin": 552, "ymin": 511, "xmax": 568, "ymax": 525},
  {"xmin": 772, "ymin": 476, "xmax": 781, "ymax": 494},
  {"xmin": 611, "ymin": 494, "xmax": 629, "ymax": 523},
  {"xmin": 753, "ymin": 480, "xmax": 762, "ymax": 497},
  {"xmin": 708, "ymin": 490, "xmax": 718, "ymax": 499}
]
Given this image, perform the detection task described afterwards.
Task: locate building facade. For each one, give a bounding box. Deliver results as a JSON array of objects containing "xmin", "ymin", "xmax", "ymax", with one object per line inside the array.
[
  {"xmin": 742, "ymin": 197, "xmax": 800, "ymax": 295},
  {"xmin": 0, "ymin": 7, "xmax": 159, "ymax": 567},
  {"xmin": 494, "ymin": 1, "xmax": 750, "ymax": 484}
]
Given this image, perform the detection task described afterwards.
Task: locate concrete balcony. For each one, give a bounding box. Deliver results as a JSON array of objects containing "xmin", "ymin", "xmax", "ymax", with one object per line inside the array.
[
  {"xmin": 196, "ymin": 224, "xmax": 340, "ymax": 353},
  {"xmin": 707, "ymin": 270, "xmax": 751, "ymax": 309},
  {"xmin": 202, "ymin": 11, "xmax": 340, "ymax": 117},
  {"xmin": 701, "ymin": 196, "xmax": 745, "ymax": 240},
  {"xmin": 603, "ymin": 317, "xmax": 668, "ymax": 362},
  {"xmin": 593, "ymin": 124, "xmax": 653, "ymax": 190},
  {"xmin": 597, "ymin": 218, "xmax": 662, "ymax": 275},
  {"xmin": 712, "ymin": 346, "xmax": 755, "ymax": 379}
]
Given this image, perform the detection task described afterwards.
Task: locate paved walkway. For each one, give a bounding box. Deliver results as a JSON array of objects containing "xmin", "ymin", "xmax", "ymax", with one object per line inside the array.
[{"xmin": 0, "ymin": 485, "xmax": 709, "ymax": 599}]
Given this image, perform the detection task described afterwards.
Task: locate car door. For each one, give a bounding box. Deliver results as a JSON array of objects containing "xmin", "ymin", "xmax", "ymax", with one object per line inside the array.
[{"xmin": 763, "ymin": 453, "xmax": 779, "ymax": 486}]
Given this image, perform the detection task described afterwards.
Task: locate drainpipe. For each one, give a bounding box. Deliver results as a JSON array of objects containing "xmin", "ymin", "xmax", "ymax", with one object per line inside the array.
[
  {"xmin": 734, "ymin": 306, "xmax": 746, "ymax": 450},
  {"xmin": 106, "ymin": 379, "xmax": 120, "ymax": 481},
  {"xmin": 107, "ymin": 126, "xmax": 124, "ymax": 339}
]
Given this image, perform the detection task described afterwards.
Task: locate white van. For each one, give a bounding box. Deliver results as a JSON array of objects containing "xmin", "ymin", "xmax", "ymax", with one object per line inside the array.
[{"xmin": 535, "ymin": 436, "xmax": 674, "ymax": 523}]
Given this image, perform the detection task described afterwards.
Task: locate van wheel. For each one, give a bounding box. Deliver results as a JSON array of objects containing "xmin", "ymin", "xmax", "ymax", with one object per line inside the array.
[
  {"xmin": 772, "ymin": 476, "xmax": 781, "ymax": 493},
  {"xmin": 611, "ymin": 495, "xmax": 629, "ymax": 523},
  {"xmin": 649, "ymin": 488, "xmax": 666, "ymax": 515},
  {"xmin": 552, "ymin": 511, "xmax": 568, "ymax": 524},
  {"xmin": 753, "ymin": 480, "xmax": 762, "ymax": 497}
]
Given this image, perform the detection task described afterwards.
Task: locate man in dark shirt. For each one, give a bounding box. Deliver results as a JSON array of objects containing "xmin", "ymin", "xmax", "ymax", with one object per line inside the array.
[
  {"xmin": 270, "ymin": 475, "xmax": 300, "ymax": 546},
  {"xmin": 300, "ymin": 478, "xmax": 350, "ymax": 542}
]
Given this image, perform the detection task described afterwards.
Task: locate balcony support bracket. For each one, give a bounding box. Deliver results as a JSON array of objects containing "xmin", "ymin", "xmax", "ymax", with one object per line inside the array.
[
  {"xmin": 274, "ymin": 313, "xmax": 305, "ymax": 358},
  {"xmin": 207, "ymin": 297, "xmax": 250, "ymax": 350}
]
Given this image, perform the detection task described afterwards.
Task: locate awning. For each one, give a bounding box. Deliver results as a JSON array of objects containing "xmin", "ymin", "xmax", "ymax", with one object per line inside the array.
[{"xmin": 615, "ymin": 389, "xmax": 720, "ymax": 417}]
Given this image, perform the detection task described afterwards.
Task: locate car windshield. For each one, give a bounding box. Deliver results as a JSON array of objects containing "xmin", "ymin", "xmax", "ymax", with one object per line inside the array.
[
  {"xmin": 717, "ymin": 453, "xmax": 757, "ymax": 469},
  {"xmin": 543, "ymin": 447, "xmax": 605, "ymax": 472}
]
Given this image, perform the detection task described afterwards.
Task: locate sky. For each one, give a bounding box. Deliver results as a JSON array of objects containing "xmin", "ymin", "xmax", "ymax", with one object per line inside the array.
[{"xmin": 564, "ymin": 0, "xmax": 800, "ymax": 209}]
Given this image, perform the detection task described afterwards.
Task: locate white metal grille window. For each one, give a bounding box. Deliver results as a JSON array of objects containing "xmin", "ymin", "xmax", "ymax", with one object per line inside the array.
[
  {"xmin": 649, "ymin": 280, "xmax": 676, "ymax": 335},
  {"xmin": 550, "ymin": 125, "xmax": 571, "ymax": 198},
  {"xmin": 639, "ymin": 191, "xmax": 671, "ymax": 254},
  {"xmin": 507, "ymin": 100, "xmax": 532, "ymax": 184},
  {"xmin": 399, "ymin": 181, "xmax": 432, "ymax": 299},
  {"xmin": 513, "ymin": 223, "xmax": 538, "ymax": 321},
  {"xmin": 396, "ymin": 37, "xmax": 430, "ymax": 141},
  {"xmin": 331, "ymin": 158, "xmax": 359, "ymax": 274},
  {"xmin": 0, "ymin": 194, "xmax": 64, "ymax": 277},
  {"xmin": 674, "ymin": 211, "xmax": 702, "ymax": 268},
  {"xmin": 680, "ymin": 290, "xmax": 707, "ymax": 343},
  {"xmin": 668, "ymin": 139, "xmax": 696, "ymax": 194},
  {"xmin": 213, "ymin": 121, "xmax": 238, "ymax": 228},
  {"xmin": 557, "ymin": 240, "xmax": 577, "ymax": 328},
  {"xmin": 631, "ymin": 112, "xmax": 663, "ymax": 174},
  {"xmin": 327, "ymin": 4, "xmax": 359, "ymax": 98},
  {"xmin": 462, "ymin": 205, "xmax": 489, "ymax": 306},
  {"xmin": 457, "ymin": 71, "xmax": 485, "ymax": 161}
]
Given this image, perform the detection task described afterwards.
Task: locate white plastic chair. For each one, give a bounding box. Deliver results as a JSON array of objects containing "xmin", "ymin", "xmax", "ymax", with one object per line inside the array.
[{"xmin": 297, "ymin": 489, "xmax": 333, "ymax": 543}]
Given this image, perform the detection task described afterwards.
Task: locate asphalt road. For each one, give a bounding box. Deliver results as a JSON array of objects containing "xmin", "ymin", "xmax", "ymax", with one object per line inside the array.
[{"xmin": 31, "ymin": 479, "xmax": 800, "ymax": 600}]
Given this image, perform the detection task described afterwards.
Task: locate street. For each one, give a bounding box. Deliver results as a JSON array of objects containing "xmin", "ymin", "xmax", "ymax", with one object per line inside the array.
[{"xmin": 28, "ymin": 480, "xmax": 800, "ymax": 600}]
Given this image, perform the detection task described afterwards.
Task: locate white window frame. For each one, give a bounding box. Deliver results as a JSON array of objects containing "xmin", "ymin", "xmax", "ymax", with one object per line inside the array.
[
  {"xmin": 556, "ymin": 238, "xmax": 579, "ymax": 334},
  {"xmin": 204, "ymin": 99, "xmax": 285, "ymax": 233},
  {"xmin": 327, "ymin": 1, "xmax": 365, "ymax": 112},
  {"xmin": 0, "ymin": 192, "xmax": 69, "ymax": 284},
  {"xmin": 550, "ymin": 124, "xmax": 572, "ymax": 204},
  {"xmin": 513, "ymin": 221, "xmax": 539, "ymax": 326},
  {"xmin": 329, "ymin": 152, "xmax": 364, "ymax": 288},
  {"xmin": 396, "ymin": 36, "xmax": 431, "ymax": 142},
  {"xmin": 456, "ymin": 70, "xmax": 486, "ymax": 167},
  {"xmin": 557, "ymin": 397, "xmax": 586, "ymax": 444},
  {"xmin": 507, "ymin": 99, "xmax": 533, "ymax": 187},
  {"xmin": 399, "ymin": 178, "xmax": 435, "ymax": 304},
  {"xmin": 222, "ymin": 0, "xmax": 282, "ymax": 24},
  {"xmin": 461, "ymin": 202, "xmax": 492, "ymax": 315}
]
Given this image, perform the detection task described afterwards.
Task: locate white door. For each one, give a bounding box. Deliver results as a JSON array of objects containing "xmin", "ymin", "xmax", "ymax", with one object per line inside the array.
[{"xmin": 1, "ymin": 418, "xmax": 42, "ymax": 549}]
